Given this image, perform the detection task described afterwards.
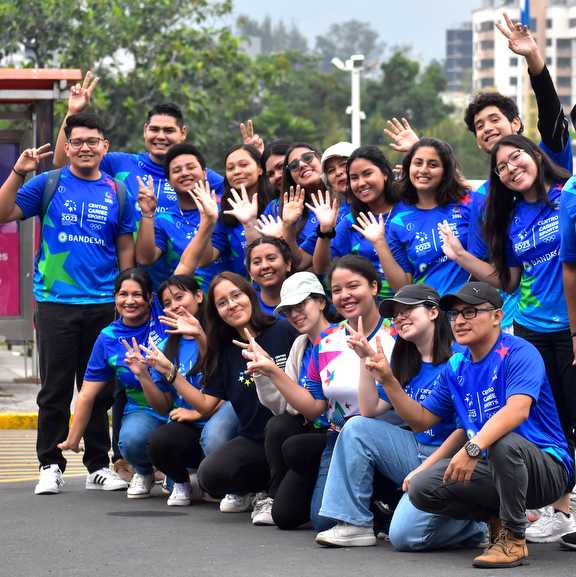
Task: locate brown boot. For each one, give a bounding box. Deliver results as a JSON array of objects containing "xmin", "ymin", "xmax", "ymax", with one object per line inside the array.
[
  {"xmin": 473, "ymin": 527, "xmax": 528, "ymax": 568},
  {"xmin": 487, "ymin": 517, "xmax": 503, "ymax": 545}
]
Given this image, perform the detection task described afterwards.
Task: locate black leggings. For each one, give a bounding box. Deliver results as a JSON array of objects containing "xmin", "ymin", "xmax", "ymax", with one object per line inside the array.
[
  {"xmin": 272, "ymin": 429, "xmax": 327, "ymax": 530},
  {"xmin": 148, "ymin": 421, "xmax": 204, "ymax": 484},
  {"xmin": 197, "ymin": 435, "xmax": 269, "ymax": 497}
]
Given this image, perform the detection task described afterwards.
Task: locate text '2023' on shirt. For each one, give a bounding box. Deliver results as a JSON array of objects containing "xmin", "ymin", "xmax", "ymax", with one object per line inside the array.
[{"xmin": 16, "ymin": 167, "xmax": 136, "ymax": 304}]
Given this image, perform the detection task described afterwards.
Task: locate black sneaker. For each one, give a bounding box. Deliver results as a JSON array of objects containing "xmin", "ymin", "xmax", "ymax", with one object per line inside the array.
[{"xmin": 560, "ymin": 531, "xmax": 576, "ymax": 550}]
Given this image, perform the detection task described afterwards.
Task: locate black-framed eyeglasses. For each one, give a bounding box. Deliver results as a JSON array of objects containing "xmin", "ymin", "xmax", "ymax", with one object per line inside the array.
[
  {"xmin": 67, "ymin": 137, "xmax": 106, "ymax": 149},
  {"xmin": 446, "ymin": 306, "xmax": 500, "ymax": 322},
  {"xmin": 287, "ymin": 152, "xmax": 317, "ymax": 172}
]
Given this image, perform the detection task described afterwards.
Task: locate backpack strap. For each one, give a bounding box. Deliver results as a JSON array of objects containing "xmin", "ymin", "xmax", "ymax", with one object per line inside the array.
[{"xmin": 41, "ymin": 168, "xmax": 63, "ymax": 215}]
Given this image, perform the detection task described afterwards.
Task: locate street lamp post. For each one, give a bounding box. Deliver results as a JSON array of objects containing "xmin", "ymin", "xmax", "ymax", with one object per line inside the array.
[{"xmin": 331, "ymin": 54, "xmax": 366, "ymax": 147}]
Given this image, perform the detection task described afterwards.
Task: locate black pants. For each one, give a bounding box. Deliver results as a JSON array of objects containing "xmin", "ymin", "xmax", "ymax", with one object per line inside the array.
[
  {"xmin": 514, "ymin": 323, "xmax": 576, "ymax": 453},
  {"xmin": 409, "ymin": 432, "xmax": 569, "ymax": 537},
  {"xmin": 111, "ymin": 382, "xmax": 126, "ymax": 463},
  {"xmin": 197, "ymin": 435, "xmax": 269, "ymax": 497},
  {"xmin": 272, "ymin": 429, "xmax": 327, "ymax": 530},
  {"xmin": 148, "ymin": 420, "xmax": 205, "ymax": 483},
  {"xmin": 35, "ymin": 301, "xmax": 115, "ymax": 473}
]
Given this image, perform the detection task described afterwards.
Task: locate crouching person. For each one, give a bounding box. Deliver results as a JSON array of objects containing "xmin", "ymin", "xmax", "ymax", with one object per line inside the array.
[{"xmin": 366, "ymin": 281, "xmax": 574, "ymax": 569}]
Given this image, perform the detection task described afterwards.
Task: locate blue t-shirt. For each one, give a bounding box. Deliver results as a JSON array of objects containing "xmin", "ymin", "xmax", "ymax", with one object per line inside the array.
[
  {"xmin": 84, "ymin": 298, "xmax": 166, "ymax": 419},
  {"xmin": 263, "ymin": 198, "xmax": 320, "ymax": 249},
  {"xmin": 15, "ymin": 167, "xmax": 136, "ymax": 304},
  {"xmin": 211, "ymin": 219, "xmax": 250, "ymax": 278},
  {"xmin": 505, "ymin": 183, "xmax": 567, "ymax": 332},
  {"xmin": 560, "ymin": 176, "xmax": 576, "ymax": 263},
  {"xmin": 422, "ymin": 332, "xmax": 573, "ymax": 478},
  {"xmin": 299, "ymin": 199, "xmax": 352, "ymax": 255},
  {"xmin": 100, "ymin": 151, "xmax": 224, "ymax": 218},
  {"xmin": 152, "ymin": 337, "xmax": 207, "ymax": 427},
  {"xmin": 152, "ymin": 207, "xmax": 225, "ymax": 292},
  {"xmin": 387, "ymin": 194, "xmax": 473, "ymax": 295}
]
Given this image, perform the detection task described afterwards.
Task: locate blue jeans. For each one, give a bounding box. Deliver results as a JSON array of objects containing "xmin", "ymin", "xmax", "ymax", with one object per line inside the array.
[
  {"xmin": 319, "ymin": 416, "xmax": 485, "ymax": 551},
  {"xmin": 200, "ymin": 401, "xmax": 240, "ymax": 456},
  {"xmin": 119, "ymin": 411, "xmax": 165, "ymax": 475},
  {"xmin": 310, "ymin": 431, "xmax": 339, "ymax": 531}
]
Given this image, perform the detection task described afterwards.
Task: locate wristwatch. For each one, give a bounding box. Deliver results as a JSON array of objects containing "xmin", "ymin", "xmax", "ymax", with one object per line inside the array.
[
  {"xmin": 317, "ymin": 225, "xmax": 336, "ymax": 239},
  {"xmin": 464, "ymin": 440, "xmax": 481, "ymax": 458}
]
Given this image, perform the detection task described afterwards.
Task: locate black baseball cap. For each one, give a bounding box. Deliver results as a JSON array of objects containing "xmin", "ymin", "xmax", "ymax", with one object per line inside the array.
[
  {"xmin": 379, "ymin": 284, "xmax": 440, "ymax": 318},
  {"xmin": 439, "ymin": 282, "xmax": 503, "ymax": 310}
]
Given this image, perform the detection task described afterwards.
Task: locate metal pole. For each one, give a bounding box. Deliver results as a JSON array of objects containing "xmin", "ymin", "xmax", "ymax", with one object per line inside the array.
[{"xmin": 350, "ymin": 66, "xmax": 361, "ymax": 147}]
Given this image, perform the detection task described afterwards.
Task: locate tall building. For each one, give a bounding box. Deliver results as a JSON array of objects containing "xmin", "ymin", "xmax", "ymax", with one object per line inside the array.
[{"xmin": 445, "ymin": 23, "xmax": 473, "ymax": 93}]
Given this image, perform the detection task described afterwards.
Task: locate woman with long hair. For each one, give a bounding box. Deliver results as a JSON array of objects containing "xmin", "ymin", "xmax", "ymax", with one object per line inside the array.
[
  {"xmin": 439, "ymin": 134, "xmax": 576, "ymax": 541},
  {"xmin": 315, "ymin": 284, "xmax": 485, "ymax": 550}
]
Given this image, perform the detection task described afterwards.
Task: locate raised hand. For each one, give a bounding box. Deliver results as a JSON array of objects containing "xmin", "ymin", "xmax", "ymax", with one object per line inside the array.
[
  {"xmin": 13, "ymin": 144, "xmax": 53, "ymax": 175},
  {"xmin": 191, "ymin": 180, "xmax": 219, "ymax": 224},
  {"xmin": 233, "ymin": 328, "xmax": 276, "ymax": 377},
  {"xmin": 282, "ymin": 185, "xmax": 305, "ymax": 226},
  {"xmin": 496, "ymin": 12, "xmax": 537, "ymax": 57},
  {"xmin": 68, "ymin": 70, "xmax": 99, "ymax": 114},
  {"xmin": 346, "ymin": 316, "xmax": 376, "ymax": 359},
  {"xmin": 159, "ymin": 308, "xmax": 205, "ymax": 339},
  {"xmin": 352, "ymin": 211, "xmax": 386, "ymax": 245},
  {"xmin": 121, "ymin": 337, "xmax": 150, "ymax": 377},
  {"xmin": 223, "ymin": 184, "xmax": 258, "ymax": 225},
  {"xmin": 383, "ymin": 117, "xmax": 420, "ymax": 153},
  {"xmin": 138, "ymin": 336, "xmax": 172, "ymax": 374},
  {"xmin": 438, "ymin": 220, "xmax": 464, "ymax": 262},
  {"xmin": 136, "ymin": 175, "xmax": 157, "ymax": 217},
  {"xmin": 255, "ymin": 214, "xmax": 285, "ymax": 239},
  {"xmin": 239, "ymin": 119, "xmax": 265, "ymax": 155},
  {"xmin": 305, "ymin": 190, "xmax": 339, "ymax": 232},
  {"xmin": 364, "ymin": 336, "xmax": 394, "ymax": 383}
]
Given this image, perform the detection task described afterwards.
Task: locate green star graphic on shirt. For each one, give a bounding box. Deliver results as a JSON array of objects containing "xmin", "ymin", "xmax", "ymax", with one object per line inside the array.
[
  {"xmin": 37, "ymin": 240, "xmax": 78, "ymax": 291},
  {"xmin": 114, "ymin": 171, "xmax": 130, "ymax": 182},
  {"xmin": 518, "ymin": 274, "xmax": 541, "ymax": 312}
]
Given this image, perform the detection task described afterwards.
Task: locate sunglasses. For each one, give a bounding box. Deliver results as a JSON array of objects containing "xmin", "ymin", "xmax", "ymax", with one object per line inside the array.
[{"xmin": 287, "ymin": 152, "xmax": 317, "ymax": 173}]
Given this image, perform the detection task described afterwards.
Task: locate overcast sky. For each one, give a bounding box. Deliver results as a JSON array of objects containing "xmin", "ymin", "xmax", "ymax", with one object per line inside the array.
[{"xmin": 230, "ymin": 0, "xmax": 481, "ymax": 63}]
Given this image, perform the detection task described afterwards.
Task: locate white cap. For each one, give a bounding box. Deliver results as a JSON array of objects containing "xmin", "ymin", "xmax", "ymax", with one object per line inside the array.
[
  {"xmin": 275, "ymin": 272, "xmax": 326, "ymax": 314},
  {"xmin": 320, "ymin": 141, "xmax": 356, "ymax": 173}
]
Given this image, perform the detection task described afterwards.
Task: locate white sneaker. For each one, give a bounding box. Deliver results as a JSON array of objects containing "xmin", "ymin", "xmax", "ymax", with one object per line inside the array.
[
  {"xmin": 86, "ymin": 467, "xmax": 129, "ymax": 491},
  {"xmin": 167, "ymin": 482, "xmax": 191, "ymax": 506},
  {"xmin": 526, "ymin": 509, "xmax": 576, "ymax": 543},
  {"xmin": 127, "ymin": 472, "xmax": 154, "ymax": 499},
  {"xmin": 251, "ymin": 496, "xmax": 275, "ymax": 526},
  {"xmin": 34, "ymin": 464, "xmax": 64, "ymax": 495},
  {"xmin": 315, "ymin": 522, "xmax": 376, "ymax": 547},
  {"xmin": 219, "ymin": 493, "xmax": 255, "ymax": 513}
]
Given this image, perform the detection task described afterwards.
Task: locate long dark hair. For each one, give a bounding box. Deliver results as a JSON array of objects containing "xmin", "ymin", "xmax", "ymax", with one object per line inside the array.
[
  {"xmin": 346, "ymin": 145, "xmax": 396, "ymax": 219},
  {"xmin": 327, "ymin": 255, "xmax": 382, "ymax": 299},
  {"xmin": 220, "ymin": 144, "xmax": 269, "ymax": 228},
  {"xmin": 201, "ymin": 272, "xmax": 275, "ymax": 381},
  {"xmin": 390, "ymin": 306, "xmax": 453, "ymax": 386},
  {"xmin": 281, "ymin": 142, "xmax": 327, "ymax": 239},
  {"xmin": 398, "ymin": 137, "xmax": 468, "ymax": 206},
  {"xmin": 157, "ymin": 275, "xmax": 203, "ymax": 376},
  {"xmin": 485, "ymin": 134, "xmax": 570, "ymax": 288}
]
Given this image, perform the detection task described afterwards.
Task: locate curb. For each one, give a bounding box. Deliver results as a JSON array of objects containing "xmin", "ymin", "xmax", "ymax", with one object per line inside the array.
[{"xmin": 0, "ymin": 413, "xmax": 38, "ymax": 429}]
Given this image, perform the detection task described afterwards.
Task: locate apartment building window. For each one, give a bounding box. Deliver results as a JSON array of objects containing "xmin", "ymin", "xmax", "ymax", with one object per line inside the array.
[
  {"xmin": 477, "ymin": 21, "xmax": 494, "ymax": 32},
  {"xmin": 546, "ymin": 57, "xmax": 553, "ymax": 66},
  {"xmin": 557, "ymin": 76, "xmax": 572, "ymax": 87},
  {"xmin": 557, "ymin": 57, "xmax": 572, "ymax": 68},
  {"xmin": 560, "ymin": 95, "xmax": 572, "ymax": 106},
  {"xmin": 480, "ymin": 40, "xmax": 495, "ymax": 50},
  {"xmin": 546, "ymin": 38, "xmax": 552, "ymax": 47},
  {"xmin": 510, "ymin": 77, "xmax": 518, "ymax": 86},
  {"xmin": 480, "ymin": 78, "xmax": 494, "ymax": 88},
  {"xmin": 570, "ymin": 18, "xmax": 576, "ymax": 28},
  {"xmin": 557, "ymin": 39, "xmax": 572, "ymax": 49},
  {"xmin": 480, "ymin": 59, "xmax": 495, "ymax": 69},
  {"xmin": 510, "ymin": 57, "xmax": 518, "ymax": 66},
  {"xmin": 546, "ymin": 19, "xmax": 553, "ymax": 29}
]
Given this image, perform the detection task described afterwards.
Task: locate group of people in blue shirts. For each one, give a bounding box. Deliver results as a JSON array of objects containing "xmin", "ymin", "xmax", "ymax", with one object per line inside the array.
[{"xmin": 2, "ymin": 11, "xmax": 576, "ymax": 570}]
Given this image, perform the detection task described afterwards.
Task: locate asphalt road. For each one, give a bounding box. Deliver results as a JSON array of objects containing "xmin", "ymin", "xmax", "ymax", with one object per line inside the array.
[{"xmin": 1, "ymin": 477, "xmax": 575, "ymax": 577}]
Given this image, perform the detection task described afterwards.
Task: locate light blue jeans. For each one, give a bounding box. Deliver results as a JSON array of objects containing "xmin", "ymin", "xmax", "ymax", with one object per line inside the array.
[
  {"xmin": 200, "ymin": 401, "xmax": 240, "ymax": 456},
  {"xmin": 319, "ymin": 416, "xmax": 486, "ymax": 551},
  {"xmin": 310, "ymin": 431, "xmax": 339, "ymax": 531},
  {"xmin": 119, "ymin": 411, "xmax": 165, "ymax": 475}
]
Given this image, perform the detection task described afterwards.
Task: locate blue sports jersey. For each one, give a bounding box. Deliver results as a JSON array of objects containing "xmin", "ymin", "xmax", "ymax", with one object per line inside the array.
[
  {"xmin": 16, "ymin": 167, "xmax": 136, "ymax": 304},
  {"xmin": 387, "ymin": 194, "xmax": 473, "ymax": 295},
  {"xmin": 421, "ymin": 332, "xmax": 573, "ymax": 478},
  {"xmin": 84, "ymin": 298, "xmax": 167, "ymax": 418},
  {"xmin": 153, "ymin": 207, "xmax": 225, "ymax": 292},
  {"xmin": 100, "ymin": 151, "xmax": 224, "ymax": 218},
  {"xmin": 211, "ymin": 220, "xmax": 250, "ymax": 278},
  {"xmin": 299, "ymin": 199, "xmax": 352, "ymax": 255},
  {"xmin": 263, "ymin": 198, "xmax": 320, "ymax": 249},
  {"xmin": 505, "ymin": 183, "xmax": 567, "ymax": 332},
  {"xmin": 560, "ymin": 176, "xmax": 576, "ymax": 263},
  {"xmin": 153, "ymin": 337, "xmax": 206, "ymax": 427}
]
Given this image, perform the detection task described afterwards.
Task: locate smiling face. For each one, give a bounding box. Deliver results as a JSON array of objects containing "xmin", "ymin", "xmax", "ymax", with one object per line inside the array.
[
  {"xmin": 226, "ymin": 148, "xmax": 262, "ymax": 192},
  {"xmin": 473, "ymin": 105, "xmax": 521, "ymax": 154},
  {"xmin": 168, "ymin": 153, "xmax": 205, "ymax": 195},
  {"xmin": 324, "ymin": 156, "xmax": 349, "ymax": 195},
  {"xmin": 65, "ymin": 126, "xmax": 109, "ymax": 175},
  {"xmin": 330, "ymin": 267, "xmax": 378, "ymax": 322},
  {"xmin": 248, "ymin": 243, "xmax": 291, "ymax": 290},
  {"xmin": 115, "ymin": 279, "xmax": 151, "ymax": 326},
  {"xmin": 348, "ymin": 158, "xmax": 387, "ymax": 207},
  {"xmin": 143, "ymin": 114, "xmax": 186, "ymax": 161},
  {"xmin": 160, "ymin": 284, "xmax": 203, "ymax": 317},
  {"xmin": 265, "ymin": 153, "xmax": 286, "ymax": 194},
  {"xmin": 213, "ymin": 279, "xmax": 253, "ymax": 330},
  {"xmin": 448, "ymin": 301, "xmax": 501, "ymax": 347},
  {"xmin": 392, "ymin": 303, "xmax": 437, "ymax": 344},
  {"xmin": 409, "ymin": 146, "xmax": 444, "ymax": 196},
  {"xmin": 287, "ymin": 147, "xmax": 322, "ymax": 188},
  {"xmin": 284, "ymin": 296, "xmax": 326, "ymax": 335},
  {"xmin": 494, "ymin": 145, "xmax": 539, "ymax": 194}
]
